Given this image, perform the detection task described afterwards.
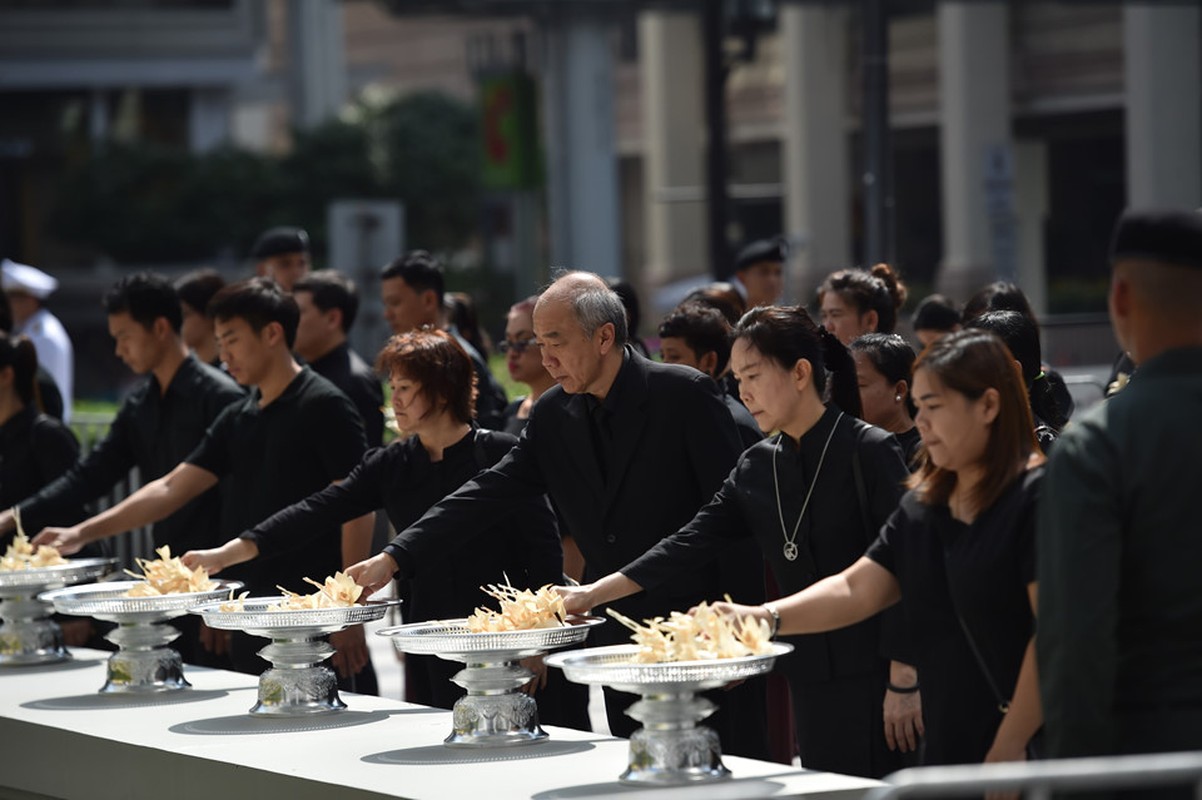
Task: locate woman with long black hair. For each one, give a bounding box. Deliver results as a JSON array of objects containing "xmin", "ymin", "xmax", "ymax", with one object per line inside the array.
[{"xmin": 560, "ymin": 305, "xmax": 912, "ymax": 778}]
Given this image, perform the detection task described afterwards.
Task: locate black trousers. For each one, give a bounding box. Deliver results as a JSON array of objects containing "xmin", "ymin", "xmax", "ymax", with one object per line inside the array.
[{"xmin": 789, "ymin": 668, "xmax": 903, "ymax": 779}]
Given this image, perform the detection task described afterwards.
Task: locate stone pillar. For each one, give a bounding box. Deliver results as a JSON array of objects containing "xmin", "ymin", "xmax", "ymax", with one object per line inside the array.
[
  {"xmin": 639, "ymin": 10, "xmax": 706, "ymax": 289},
  {"xmin": 1015, "ymin": 140, "xmax": 1048, "ymax": 316},
  {"xmin": 1124, "ymin": 4, "xmax": 1202, "ymax": 208},
  {"xmin": 288, "ymin": 0, "xmax": 346, "ymax": 129},
  {"xmin": 936, "ymin": 2, "xmax": 1012, "ymax": 301},
  {"xmin": 781, "ymin": 4, "xmax": 851, "ymax": 304},
  {"xmin": 541, "ymin": 15, "xmax": 621, "ymax": 277},
  {"xmin": 188, "ymin": 88, "xmax": 230, "ymax": 153}
]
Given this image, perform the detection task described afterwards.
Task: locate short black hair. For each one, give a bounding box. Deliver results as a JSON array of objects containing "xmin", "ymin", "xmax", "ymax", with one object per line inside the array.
[
  {"xmin": 734, "ymin": 236, "xmax": 787, "ymax": 272},
  {"xmin": 175, "ymin": 268, "xmax": 225, "ymax": 316},
  {"xmin": 207, "ymin": 277, "xmax": 299, "ymax": 349},
  {"xmin": 965, "ymin": 310, "xmax": 1041, "ymax": 385},
  {"xmin": 912, "ymin": 293, "xmax": 961, "ymax": 333},
  {"xmin": 293, "ymin": 269, "xmax": 359, "ymax": 333},
  {"xmin": 659, "ymin": 302, "xmax": 733, "ymax": 375},
  {"xmin": 381, "ymin": 250, "xmax": 445, "ymax": 305},
  {"xmin": 103, "ymin": 272, "xmax": 183, "ymax": 333},
  {"xmin": 962, "ymin": 282, "xmax": 1035, "ymax": 325}
]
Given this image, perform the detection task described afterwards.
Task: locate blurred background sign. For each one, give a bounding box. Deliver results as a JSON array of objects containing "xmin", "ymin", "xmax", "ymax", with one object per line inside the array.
[{"xmin": 479, "ymin": 72, "xmax": 540, "ymax": 191}]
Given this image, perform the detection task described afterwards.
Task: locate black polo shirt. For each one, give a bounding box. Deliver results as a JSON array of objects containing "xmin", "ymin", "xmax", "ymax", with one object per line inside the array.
[
  {"xmin": 309, "ymin": 342, "xmax": 384, "ymax": 448},
  {"xmin": 19, "ymin": 354, "xmax": 244, "ymax": 553},
  {"xmin": 186, "ymin": 366, "xmax": 367, "ymax": 594}
]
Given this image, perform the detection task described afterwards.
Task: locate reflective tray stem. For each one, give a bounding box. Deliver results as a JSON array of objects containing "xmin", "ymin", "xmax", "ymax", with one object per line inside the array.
[
  {"xmin": 0, "ymin": 559, "xmax": 116, "ymax": 666},
  {"xmin": 251, "ymin": 634, "xmax": 343, "ymax": 716},
  {"xmin": 379, "ymin": 616, "xmax": 604, "ymax": 748},
  {"xmin": 622, "ymin": 691, "xmax": 728, "ymax": 784},
  {"xmin": 0, "ymin": 590, "xmax": 66, "ymax": 665},
  {"xmin": 41, "ymin": 578, "xmax": 240, "ymax": 694},
  {"xmin": 545, "ymin": 642, "xmax": 793, "ymax": 785},
  {"xmin": 447, "ymin": 656, "xmax": 544, "ymax": 747},
  {"xmin": 193, "ymin": 597, "xmax": 401, "ymax": 718}
]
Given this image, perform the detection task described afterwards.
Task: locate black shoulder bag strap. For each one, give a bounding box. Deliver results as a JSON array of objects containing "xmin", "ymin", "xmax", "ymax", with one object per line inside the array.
[{"xmin": 851, "ymin": 425, "xmax": 876, "ymax": 547}]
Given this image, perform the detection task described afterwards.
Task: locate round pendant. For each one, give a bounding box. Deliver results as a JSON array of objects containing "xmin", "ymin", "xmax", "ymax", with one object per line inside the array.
[{"xmin": 783, "ymin": 541, "xmax": 799, "ymax": 562}]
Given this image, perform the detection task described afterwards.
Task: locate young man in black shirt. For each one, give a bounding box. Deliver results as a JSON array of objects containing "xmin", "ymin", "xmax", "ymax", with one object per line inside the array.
[
  {"xmin": 0, "ymin": 273, "xmax": 244, "ymax": 663},
  {"xmin": 380, "ymin": 251, "xmax": 508, "ymax": 429},
  {"xmin": 293, "ymin": 270, "xmax": 385, "ymax": 447},
  {"xmin": 33, "ymin": 279, "xmax": 377, "ymax": 690}
]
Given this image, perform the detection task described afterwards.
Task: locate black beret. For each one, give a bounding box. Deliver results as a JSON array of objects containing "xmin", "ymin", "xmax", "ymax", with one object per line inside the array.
[
  {"xmin": 734, "ymin": 236, "xmax": 787, "ymax": 272},
  {"xmin": 251, "ymin": 226, "xmax": 310, "ymax": 259},
  {"xmin": 1110, "ymin": 208, "xmax": 1202, "ymax": 270}
]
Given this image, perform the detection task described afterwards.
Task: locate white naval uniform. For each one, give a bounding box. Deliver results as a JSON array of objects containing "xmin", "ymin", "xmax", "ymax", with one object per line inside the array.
[{"xmin": 16, "ymin": 307, "xmax": 73, "ymax": 423}]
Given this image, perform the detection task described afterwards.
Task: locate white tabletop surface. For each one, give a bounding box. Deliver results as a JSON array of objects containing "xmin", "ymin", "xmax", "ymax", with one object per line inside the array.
[{"xmin": 0, "ymin": 649, "xmax": 881, "ymax": 800}]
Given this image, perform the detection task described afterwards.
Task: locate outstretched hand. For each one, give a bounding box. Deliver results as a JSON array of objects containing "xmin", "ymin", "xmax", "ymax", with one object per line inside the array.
[
  {"xmin": 345, "ymin": 552, "xmax": 399, "ymax": 597},
  {"xmin": 181, "ymin": 549, "xmax": 225, "ymax": 575},
  {"xmin": 553, "ymin": 584, "xmax": 595, "ymax": 616},
  {"xmin": 32, "ymin": 526, "xmax": 85, "ymax": 556}
]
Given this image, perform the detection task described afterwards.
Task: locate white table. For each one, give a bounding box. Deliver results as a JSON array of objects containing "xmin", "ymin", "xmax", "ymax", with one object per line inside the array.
[{"xmin": 0, "ymin": 649, "xmax": 881, "ymax": 800}]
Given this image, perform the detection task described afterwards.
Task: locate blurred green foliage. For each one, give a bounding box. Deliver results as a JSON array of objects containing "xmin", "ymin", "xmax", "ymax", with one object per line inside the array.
[{"xmin": 50, "ymin": 91, "xmax": 482, "ymax": 263}]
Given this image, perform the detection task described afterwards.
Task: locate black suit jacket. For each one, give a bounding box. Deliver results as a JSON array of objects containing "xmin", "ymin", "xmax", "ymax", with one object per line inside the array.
[{"xmin": 385, "ymin": 349, "xmax": 759, "ymax": 643}]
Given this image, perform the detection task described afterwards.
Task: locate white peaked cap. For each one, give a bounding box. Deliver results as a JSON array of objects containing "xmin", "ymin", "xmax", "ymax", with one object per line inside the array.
[{"xmin": 1, "ymin": 259, "xmax": 59, "ymax": 299}]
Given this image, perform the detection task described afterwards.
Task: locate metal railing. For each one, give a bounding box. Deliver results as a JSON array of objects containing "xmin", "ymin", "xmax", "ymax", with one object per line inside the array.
[
  {"xmin": 867, "ymin": 751, "xmax": 1202, "ymax": 799},
  {"xmin": 69, "ymin": 411, "xmax": 153, "ymax": 569}
]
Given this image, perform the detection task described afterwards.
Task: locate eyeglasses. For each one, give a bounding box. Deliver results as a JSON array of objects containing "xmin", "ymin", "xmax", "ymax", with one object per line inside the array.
[{"xmin": 499, "ymin": 337, "xmax": 539, "ymax": 354}]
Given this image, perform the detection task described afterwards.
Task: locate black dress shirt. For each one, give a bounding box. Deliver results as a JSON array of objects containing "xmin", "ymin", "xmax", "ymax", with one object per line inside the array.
[
  {"xmin": 19, "ymin": 355, "xmax": 243, "ymax": 553},
  {"xmin": 867, "ymin": 468, "xmax": 1041, "ymax": 765},
  {"xmin": 309, "ymin": 342, "xmax": 385, "ymax": 448},
  {"xmin": 187, "ymin": 367, "xmax": 367, "ymax": 594},
  {"xmin": 452, "ymin": 331, "xmax": 508, "ymax": 431},
  {"xmin": 0, "ymin": 407, "xmax": 85, "ymax": 549}
]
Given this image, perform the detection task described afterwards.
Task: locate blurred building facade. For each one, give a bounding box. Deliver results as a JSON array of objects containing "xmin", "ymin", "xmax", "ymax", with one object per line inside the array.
[{"xmin": 1, "ymin": 0, "xmax": 1198, "ymax": 318}]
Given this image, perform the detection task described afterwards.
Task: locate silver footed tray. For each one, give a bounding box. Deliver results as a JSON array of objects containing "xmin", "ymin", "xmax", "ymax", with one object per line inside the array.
[
  {"xmin": 192, "ymin": 597, "xmax": 402, "ymax": 717},
  {"xmin": 546, "ymin": 642, "xmax": 793, "ymax": 785},
  {"xmin": 378, "ymin": 615, "xmax": 604, "ymax": 748},
  {"xmin": 0, "ymin": 558, "xmax": 117, "ymax": 666},
  {"xmin": 41, "ymin": 579, "xmax": 242, "ymax": 693}
]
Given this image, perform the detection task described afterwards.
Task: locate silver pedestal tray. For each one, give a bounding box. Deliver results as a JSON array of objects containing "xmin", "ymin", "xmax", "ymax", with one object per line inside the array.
[
  {"xmin": 0, "ymin": 558, "xmax": 117, "ymax": 666},
  {"xmin": 546, "ymin": 642, "xmax": 793, "ymax": 785},
  {"xmin": 193, "ymin": 597, "xmax": 401, "ymax": 717},
  {"xmin": 41, "ymin": 579, "xmax": 242, "ymax": 693},
  {"xmin": 378, "ymin": 615, "xmax": 604, "ymax": 747}
]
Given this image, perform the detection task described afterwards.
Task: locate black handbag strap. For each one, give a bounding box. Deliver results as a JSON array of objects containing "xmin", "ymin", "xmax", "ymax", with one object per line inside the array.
[
  {"xmin": 851, "ymin": 425, "xmax": 875, "ymax": 547},
  {"xmin": 940, "ymin": 538, "xmax": 1011, "ymax": 715}
]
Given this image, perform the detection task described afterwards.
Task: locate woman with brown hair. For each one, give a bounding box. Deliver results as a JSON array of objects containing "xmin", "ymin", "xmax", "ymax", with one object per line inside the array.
[
  {"xmin": 184, "ymin": 329, "xmax": 565, "ymax": 712},
  {"xmin": 713, "ymin": 329, "xmax": 1045, "ymax": 767},
  {"xmin": 818, "ymin": 263, "xmax": 908, "ymax": 345}
]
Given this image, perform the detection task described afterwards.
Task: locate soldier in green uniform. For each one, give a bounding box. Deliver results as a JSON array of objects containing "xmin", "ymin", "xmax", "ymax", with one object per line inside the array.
[{"xmin": 1038, "ymin": 208, "xmax": 1202, "ymax": 760}]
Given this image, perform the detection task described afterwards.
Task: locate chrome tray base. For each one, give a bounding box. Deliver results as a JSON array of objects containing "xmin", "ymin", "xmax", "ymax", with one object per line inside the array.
[{"xmin": 0, "ymin": 595, "xmax": 66, "ymax": 665}]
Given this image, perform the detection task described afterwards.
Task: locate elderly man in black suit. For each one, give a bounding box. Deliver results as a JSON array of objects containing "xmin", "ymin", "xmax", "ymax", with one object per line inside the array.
[{"xmin": 349, "ymin": 271, "xmax": 767, "ymax": 755}]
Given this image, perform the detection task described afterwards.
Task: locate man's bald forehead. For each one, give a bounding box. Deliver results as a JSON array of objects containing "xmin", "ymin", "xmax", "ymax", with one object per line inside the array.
[{"xmin": 537, "ymin": 271, "xmax": 608, "ymax": 307}]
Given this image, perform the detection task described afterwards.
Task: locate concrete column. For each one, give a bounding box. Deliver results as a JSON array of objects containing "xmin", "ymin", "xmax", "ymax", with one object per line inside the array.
[
  {"xmin": 639, "ymin": 10, "xmax": 706, "ymax": 289},
  {"xmin": 781, "ymin": 4, "xmax": 851, "ymax": 304},
  {"xmin": 1015, "ymin": 140, "xmax": 1048, "ymax": 316},
  {"xmin": 541, "ymin": 15, "xmax": 621, "ymax": 277},
  {"xmin": 288, "ymin": 0, "xmax": 346, "ymax": 129},
  {"xmin": 936, "ymin": 2, "xmax": 1012, "ymax": 301},
  {"xmin": 188, "ymin": 87, "xmax": 230, "ymax": 153},
  {"xmin": 1124, "ymin": 4, "xmax": 1202, "ymax": 208}
]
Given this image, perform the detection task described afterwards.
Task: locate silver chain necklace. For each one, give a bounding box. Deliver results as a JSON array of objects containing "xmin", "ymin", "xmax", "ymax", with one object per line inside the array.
[{"xmin": 772, "ymin": 411, "xmax": 844, "ymax": 562}]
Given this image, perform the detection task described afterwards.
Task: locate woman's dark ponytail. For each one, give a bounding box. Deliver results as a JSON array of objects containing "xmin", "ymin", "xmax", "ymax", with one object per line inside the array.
[
  {"xmin": 818, "ymin": 326, "xmax": 862, "ymax": 418},
  {"xmin": 0, "ymin": 334, "xmax": 39, "ymax": 409}
]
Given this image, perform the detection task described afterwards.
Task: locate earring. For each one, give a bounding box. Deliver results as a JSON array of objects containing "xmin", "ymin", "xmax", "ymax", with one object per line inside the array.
[{"xmin": 894, "ymin": 394, "xmax": 902, "ymax": 402}]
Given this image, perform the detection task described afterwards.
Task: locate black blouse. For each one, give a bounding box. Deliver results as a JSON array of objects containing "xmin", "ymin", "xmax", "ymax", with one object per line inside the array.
[
  {"xmin": 0, "ymin": 407, "xmax": 85, "ymax": 549},
  {"xmin": 624, "ymin": 406, "xmax": 911, "ymax": 682},
  {"xmin": 866, "ymin": 467, "xmax": 1041, "ymax": 765},
  {"xmin": 242, "ymin": 428, "xmax": 562, "ymax": 624}
]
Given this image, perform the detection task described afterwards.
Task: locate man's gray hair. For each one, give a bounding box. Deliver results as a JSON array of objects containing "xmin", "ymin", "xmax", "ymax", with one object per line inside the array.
[{"xmin": 546, "ymin": 270, "xmax": 629, "ymax": 343}]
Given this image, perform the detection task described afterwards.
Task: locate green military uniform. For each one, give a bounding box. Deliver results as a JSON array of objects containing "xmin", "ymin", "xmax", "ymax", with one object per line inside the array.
[{"xmin": 1038, "ymin": 346, "xmax": 1202, "ymax": 758}]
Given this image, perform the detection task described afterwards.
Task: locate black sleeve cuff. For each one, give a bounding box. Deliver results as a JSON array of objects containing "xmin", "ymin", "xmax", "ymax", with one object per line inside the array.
[{"xmin": 382, "ymin": 541, "xmax": 415, "ymax": 580}]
